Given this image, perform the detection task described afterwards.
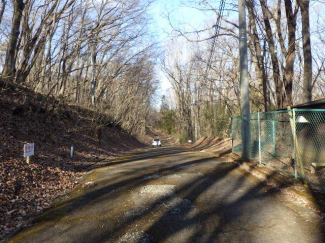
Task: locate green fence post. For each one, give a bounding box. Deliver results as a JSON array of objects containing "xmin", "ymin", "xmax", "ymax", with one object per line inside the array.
[
  {"xmin": 258, "ymin": 112, "xmax": 262, "ymax": 164},
  {"xmin": 272, "ymin": 120, "xmax": 276, "ymax": 155},
  {"xmin": 293, "ymin": 108, "xmax": 298, "ymax": 179},
  {"xmin": 231, "ymin": 117, "xmax": 233, "ymax": 152}
]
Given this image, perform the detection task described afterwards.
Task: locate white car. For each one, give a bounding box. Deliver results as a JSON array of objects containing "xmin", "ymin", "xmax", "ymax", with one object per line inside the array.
[{"xmin": 152, "ymin": 138, "xmax": 162, "ymax": 147}]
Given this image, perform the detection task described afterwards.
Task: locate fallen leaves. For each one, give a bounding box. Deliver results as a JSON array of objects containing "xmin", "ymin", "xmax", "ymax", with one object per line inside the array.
[{"xmin": 0, "ymin": 83, "xmax": 146, "ymax": 240}]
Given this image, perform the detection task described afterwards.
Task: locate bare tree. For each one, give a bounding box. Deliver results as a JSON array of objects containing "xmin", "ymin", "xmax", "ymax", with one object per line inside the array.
[
  {"xmin": 2, "ymin": 0, "xmax": 24, "ymax": 81},
  {"xmin": 298, "ymin": 0, "xmax": 312, "ymax": 102},
  {"xmin": 0, "ymin": 0, "xmax": 157, "ymax": 134},
  {"xmin": 247, "ymin": 0, "xmax": 269, "ymax": 111},
  {"xmin": 0, "ymin": 0, "xmax": 6, "ymax": 26}
]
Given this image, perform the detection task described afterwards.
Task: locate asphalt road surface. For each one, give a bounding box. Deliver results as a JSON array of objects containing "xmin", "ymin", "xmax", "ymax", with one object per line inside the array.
[{"xmin": 6, "ymin": 147, "xmax": 324, "ymax": 243}]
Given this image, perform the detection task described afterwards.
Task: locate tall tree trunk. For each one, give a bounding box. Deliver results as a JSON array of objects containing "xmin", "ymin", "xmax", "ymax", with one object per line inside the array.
[
  {"xmin": 260, "ymin": 0, "xmax": 283, "ymax": 109},
  {"xmin": 2, "ymin": 0, "xmax": 24, "ymax": 81},
  {"xmin": 283, "ymin": 0, "xmax": 297, "ymax": 107},
  {"xmin": 247, "ymin": 0, "xmax": 269, "ymax": 111},
  {"xmin": 298, "ymin": 0, "xmax": 312, "ymax": 102},
  {"xmin": 0, "ymin": 0, "xmax": 7, "ymax": 26}
]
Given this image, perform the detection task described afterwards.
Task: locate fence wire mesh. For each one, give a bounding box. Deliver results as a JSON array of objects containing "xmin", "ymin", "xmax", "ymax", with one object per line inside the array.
[{"xmin": 231, "ymin": 109, "xmax": 325, "ymax": 189}]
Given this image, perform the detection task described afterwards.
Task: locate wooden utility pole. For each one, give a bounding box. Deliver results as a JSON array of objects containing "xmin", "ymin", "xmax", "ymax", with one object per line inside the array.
[{"xmin": 239, "ymin": 0, "xmax": 250, "ymax": 158}]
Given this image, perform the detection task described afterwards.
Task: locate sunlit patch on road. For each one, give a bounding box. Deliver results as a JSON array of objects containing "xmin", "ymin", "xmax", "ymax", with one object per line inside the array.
[
  {"xmin": 116, "ymin": 230, "xmax": 153, "ymax": 243},
  {"xmin": 133, "ymin": 185, "xmax": 176, "ymax": 206},
  {"xmin": 143, "ymin": 172, "xmax": 204, "ymax": 180}
]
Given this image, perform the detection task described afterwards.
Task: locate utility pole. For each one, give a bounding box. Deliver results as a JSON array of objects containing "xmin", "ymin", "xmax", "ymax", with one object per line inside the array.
[{"xmin": 238, "ymin": 0, "xmax": 250, "ymax": 158}]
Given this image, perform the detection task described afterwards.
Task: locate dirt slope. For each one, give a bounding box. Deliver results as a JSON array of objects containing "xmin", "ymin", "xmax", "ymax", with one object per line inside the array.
[
  {"xmin": 0, "ymin": 81, "xmax": 146, "ymax": 240},
  {"xmin": 189, "ymin": 136, "xmax": 232, "ymax": 156}
]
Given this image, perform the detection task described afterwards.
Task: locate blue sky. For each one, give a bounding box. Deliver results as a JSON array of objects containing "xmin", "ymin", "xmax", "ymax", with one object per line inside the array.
[
  {"xmin": 148, "ymin": 0, "xmax": 214, "ymax": 105},
  {"xmin": 149, "ymin": 0, "xmax": 212, "ymax": 38}
]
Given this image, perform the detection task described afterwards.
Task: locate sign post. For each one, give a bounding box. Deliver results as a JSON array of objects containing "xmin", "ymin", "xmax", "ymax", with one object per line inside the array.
[
  {"xmin": 24, "ymin": 143, "xmax": 34, "ymax": 164},
  {"xmin": 70, "ymin": 146, "xmax": 74, "ymax": 158}
]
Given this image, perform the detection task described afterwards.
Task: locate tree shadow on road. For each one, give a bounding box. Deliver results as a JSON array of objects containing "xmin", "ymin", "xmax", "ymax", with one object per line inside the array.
[{"xmin": 8, "ymin": 151, "xmax": 325, "ymax": 243}]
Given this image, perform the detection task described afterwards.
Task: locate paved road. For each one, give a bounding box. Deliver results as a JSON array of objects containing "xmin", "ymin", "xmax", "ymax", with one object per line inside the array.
[{"xmin": 6, "ymin": 147, "xmax": 324, "ymax": 243}]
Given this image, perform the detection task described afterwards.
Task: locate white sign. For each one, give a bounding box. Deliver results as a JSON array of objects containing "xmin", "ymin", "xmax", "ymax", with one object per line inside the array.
[{"xmin": 24, "ymin": 143, "xmax": 34, "ymax": 157}]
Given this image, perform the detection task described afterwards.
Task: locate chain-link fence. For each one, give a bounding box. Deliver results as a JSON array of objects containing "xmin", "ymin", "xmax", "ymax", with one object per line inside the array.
[{"xmin": 231, "ymin": 109, "xmax": 325, "ymax": 189}]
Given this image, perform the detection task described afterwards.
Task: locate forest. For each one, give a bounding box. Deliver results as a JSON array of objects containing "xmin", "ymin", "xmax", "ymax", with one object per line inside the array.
[
  {"xmin": 1, "ymin": 0, "xmax": 325, "ymax": 240},
  {"xmin": 159, "ymin": 0, "xmax": 324, "ymax": 142},
  {"xmin": 0, "ymin": 0, "xmax": 158, "ymax": 135},
  {"xmin": 0, "ymin": 0, "xmax": 323, "ymax": 141}
]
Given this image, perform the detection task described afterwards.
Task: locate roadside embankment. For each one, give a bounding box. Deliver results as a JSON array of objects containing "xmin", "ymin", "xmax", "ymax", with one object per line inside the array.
[
  {"xmin": 0, "ymin": 81, "xmax": 146, "ymax": 240},
  {"xmin": 189, "ymin": 136, "xmax": 232, "ymax": 156}
]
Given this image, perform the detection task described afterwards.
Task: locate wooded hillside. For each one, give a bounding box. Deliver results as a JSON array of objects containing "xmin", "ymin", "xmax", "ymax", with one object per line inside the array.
[
  {"xmin": 0, "ymin": 80, "xmax": 147, "ymax": 239},
  {"xmin": 0, "ymin": 0, "xmax": 157, "ymax": 134}
]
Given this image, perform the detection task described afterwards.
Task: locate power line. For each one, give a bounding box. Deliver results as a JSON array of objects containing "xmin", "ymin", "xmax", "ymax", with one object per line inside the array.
[{"xmin": 205, "ymin": 0, "xmax": 226, "ymax": 77}]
